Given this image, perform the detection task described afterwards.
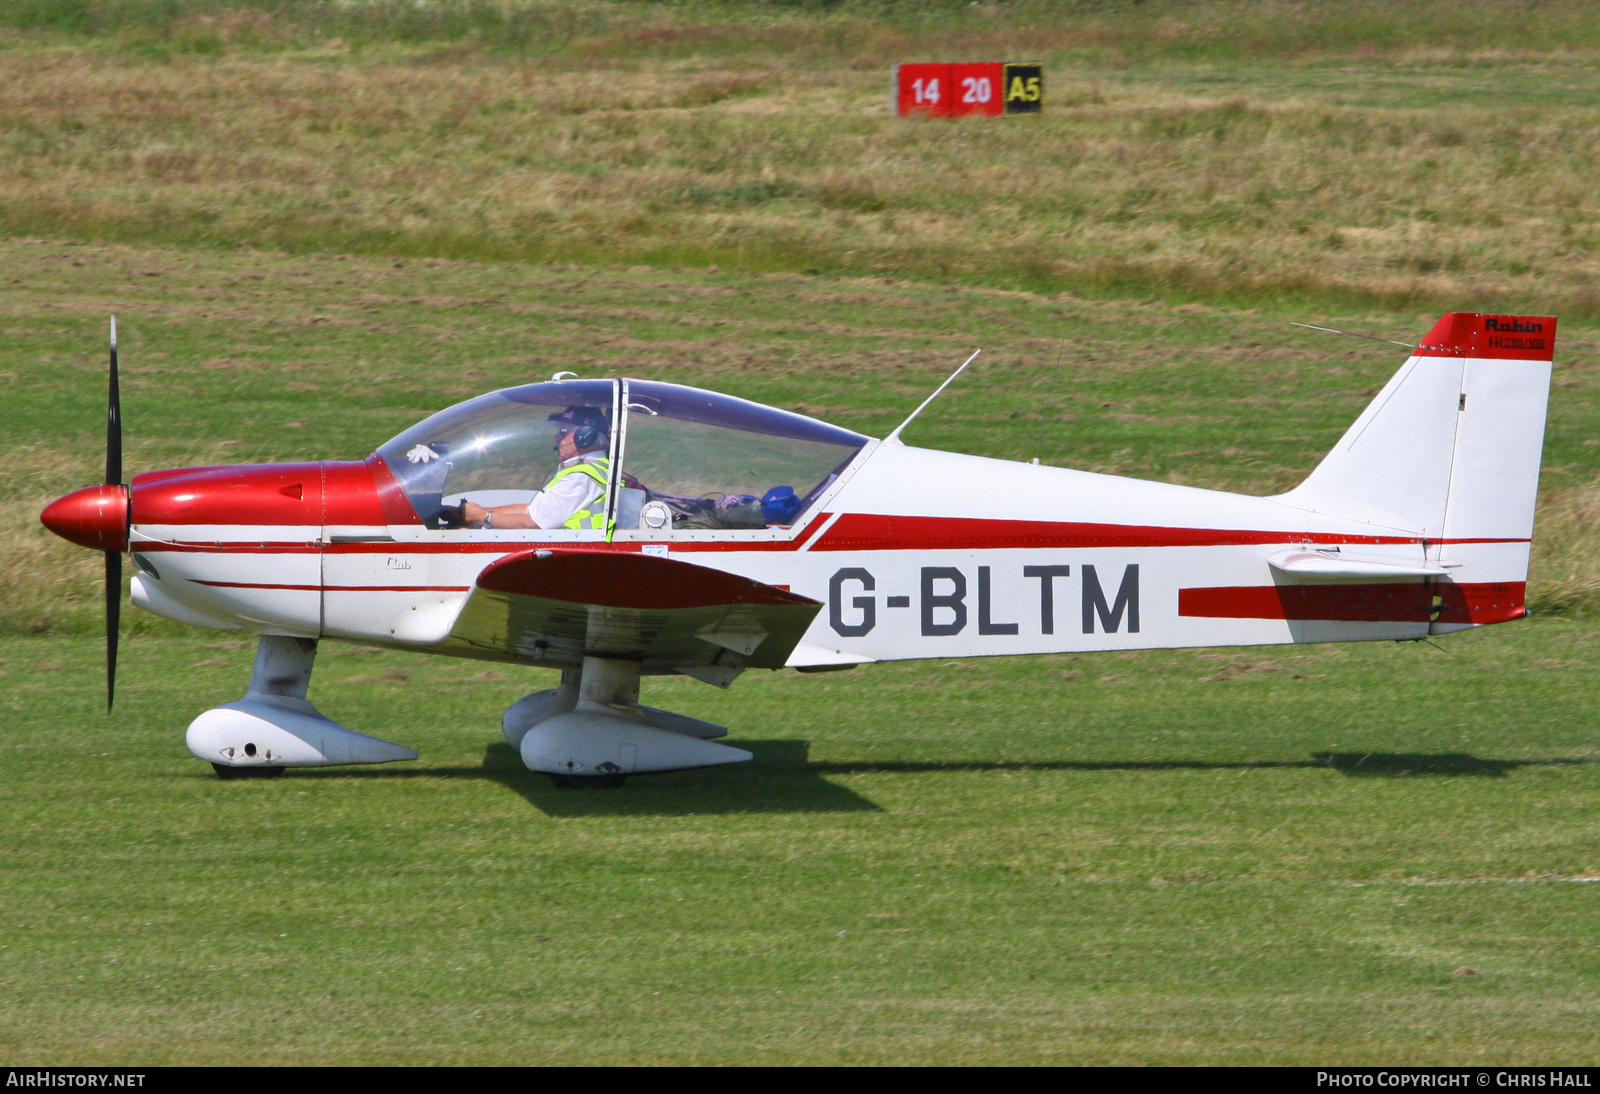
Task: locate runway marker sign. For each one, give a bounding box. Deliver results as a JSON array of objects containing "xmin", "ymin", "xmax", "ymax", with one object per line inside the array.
[{"xmin": 896, "ymin": 62, "xmax": 1041, "ymax": 117}]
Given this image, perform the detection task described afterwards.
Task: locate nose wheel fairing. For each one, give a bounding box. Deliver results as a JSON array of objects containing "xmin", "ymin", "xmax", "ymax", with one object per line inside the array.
[
  {"xmin": 187, "ymin": 697, "xmax": 419, "ymax": 770},
  {"xmin": 187, "ymin": 636, "xmax": 417, "ymax": 774}
]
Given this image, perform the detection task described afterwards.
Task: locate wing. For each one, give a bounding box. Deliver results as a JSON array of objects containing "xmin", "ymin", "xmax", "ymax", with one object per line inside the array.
[{"xmin": 447, "ymin": 549, "xmax": 822, "ymax": 678}]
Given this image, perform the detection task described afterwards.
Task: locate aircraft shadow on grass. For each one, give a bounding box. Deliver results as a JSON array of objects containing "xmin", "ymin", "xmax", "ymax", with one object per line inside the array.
[
  {"xmin": 283, "ymin": 740, "xmax": 876, "ymax": 816},
  {"xmin": 480, "ymin": 740, "xmax": 881, "ymax": 816},
  {"xmin": 281, "ymin": 747, "xmax": 1589, "ymax": 819},
  {"xmin": 811, "ymin": 753, "xmax": 1593, "ymax": 780}
]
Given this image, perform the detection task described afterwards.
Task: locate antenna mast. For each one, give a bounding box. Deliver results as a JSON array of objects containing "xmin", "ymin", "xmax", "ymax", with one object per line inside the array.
[
  {"xmin": 1291, "ymin": 322, "xmax": 1417, "ymax": 349},
  {"xmin": 884, "ymin": 349, "xmax": 980, "ymax": 446}
]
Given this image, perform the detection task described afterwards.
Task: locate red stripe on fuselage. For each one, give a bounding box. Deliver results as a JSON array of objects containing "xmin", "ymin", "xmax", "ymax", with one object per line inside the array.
[
  {"xmin": 813, "ymin": 513, "xmax": 1372, "ymax": 550},
  {"xmin": 808, "ymin": 513, "xmax": 1523, "ymax": 552},
  {"xmin": 1179, "ymin": 581, "xmax": 1526, "ymax": 624},
  {"xmin": 1180, "ymin": 583, "xmax": 1433, "ymax": 623}
]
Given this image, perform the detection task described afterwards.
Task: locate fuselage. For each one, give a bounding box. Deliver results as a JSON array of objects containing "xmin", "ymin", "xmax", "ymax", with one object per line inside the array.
[{"xmin": 115, "ymin": 437, "xmax": 1525, "ymax": 670}]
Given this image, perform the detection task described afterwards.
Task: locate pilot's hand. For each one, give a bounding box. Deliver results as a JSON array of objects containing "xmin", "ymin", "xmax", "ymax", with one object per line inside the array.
[
  {"xmin": 437, "ymin": 501, "xmax": 467, "ymax": 528},
  {"xmin": 406, "ymin": 443, "xmax": 440, "ymax": 464}
]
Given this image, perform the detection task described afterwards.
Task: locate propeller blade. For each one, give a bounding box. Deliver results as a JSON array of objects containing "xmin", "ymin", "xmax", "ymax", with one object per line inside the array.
[
  {"xmin": 107, "ymin": 316, "xmax": 121, "ymax": 487},
  {"xmin": 106, "ymin": 548, "xmax": 121, "ymax": 711},
  {"xmin": 106, "ymin": 316, "xmax": 123, "ymax": 711}
]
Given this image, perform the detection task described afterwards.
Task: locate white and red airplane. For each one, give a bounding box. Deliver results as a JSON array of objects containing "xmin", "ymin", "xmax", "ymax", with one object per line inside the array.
[{"xmin": 41, "ymin": 312, "xmax": 1556, "ymax": 787}]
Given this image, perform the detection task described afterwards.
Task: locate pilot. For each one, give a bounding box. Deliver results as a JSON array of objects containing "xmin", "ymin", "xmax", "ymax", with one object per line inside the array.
[{"xmin": 462, "ymin": 406, "xmax": 611, "ymax": 531}]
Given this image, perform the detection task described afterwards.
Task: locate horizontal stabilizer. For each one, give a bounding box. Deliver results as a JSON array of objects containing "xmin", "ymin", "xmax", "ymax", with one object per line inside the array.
[{"xmin": 1268, "ymin": 549, "xmax": 1452, "ymax": 582}]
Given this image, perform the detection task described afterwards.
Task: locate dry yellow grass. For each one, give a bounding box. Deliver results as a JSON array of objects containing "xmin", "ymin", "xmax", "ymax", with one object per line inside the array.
[
  {"xmin": 13, "ymin": 445, "xmax": 104, "ymax": 632},
  {"xmin": 2, "ymin": 7, "xmax": 1599, "ymax": 312},
  {"xmin": 1531, "ymin": 479, "xmax": 1600, "ymax": 615}
]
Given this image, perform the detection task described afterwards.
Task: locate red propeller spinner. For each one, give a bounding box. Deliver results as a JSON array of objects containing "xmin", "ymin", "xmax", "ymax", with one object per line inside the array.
[{"xmin": 40, "ymin": 483, "xmax": 129, "ymax": 552}]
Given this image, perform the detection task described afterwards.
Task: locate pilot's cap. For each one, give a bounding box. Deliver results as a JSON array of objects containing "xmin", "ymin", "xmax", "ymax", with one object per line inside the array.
[{"xmin": 546, "ymin": 405, "xmax": 609, "ymax": 447}]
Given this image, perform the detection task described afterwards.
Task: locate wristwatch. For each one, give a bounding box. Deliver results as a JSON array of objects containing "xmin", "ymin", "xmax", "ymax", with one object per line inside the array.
[{"xmin": 483, "ymin": 512, "xmax": 494, "ymax": 529}]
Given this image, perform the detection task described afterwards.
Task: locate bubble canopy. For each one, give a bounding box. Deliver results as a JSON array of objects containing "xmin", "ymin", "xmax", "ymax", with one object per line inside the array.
[{"xmin": 374, "ymin": 380, "xmax": 870, "ymax": 531}]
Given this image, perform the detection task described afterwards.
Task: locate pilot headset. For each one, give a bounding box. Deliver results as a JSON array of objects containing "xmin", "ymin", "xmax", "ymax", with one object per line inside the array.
[
  {"xmin": 571, "ymin": 417, "xmax": 604, "ymax": 450},
  {"xmin": 552, "ymin": 407, "xmax": 608, "ymax": 452}
]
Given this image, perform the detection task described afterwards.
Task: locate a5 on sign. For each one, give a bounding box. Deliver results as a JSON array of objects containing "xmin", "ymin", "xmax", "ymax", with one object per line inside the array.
[{"xmin": 896, "ymin": 62, "xmax": 1042, "ymax": 118}]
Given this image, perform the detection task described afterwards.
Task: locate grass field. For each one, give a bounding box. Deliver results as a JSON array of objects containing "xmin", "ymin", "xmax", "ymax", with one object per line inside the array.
[
  {"xmin": 5, "ymin": 1, "xmax": 1600, "ymax": 314},
  {"xmin": 3, "ymin": 0, "xmax": 1599, "ymax": 1065},
  {"xmin": 6, "ymin": 625, "xmax": 1600, "ymax": 1064}
]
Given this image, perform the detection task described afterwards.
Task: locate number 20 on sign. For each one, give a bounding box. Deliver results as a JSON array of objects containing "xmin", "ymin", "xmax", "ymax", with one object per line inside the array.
[{"xmin": 896, "ymin": 62, "xmax": 1042, "ymax": 118}]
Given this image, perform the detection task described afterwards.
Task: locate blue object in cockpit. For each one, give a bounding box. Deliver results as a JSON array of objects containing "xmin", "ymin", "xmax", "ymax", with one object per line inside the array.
[{"xmin": 761, "ymin": 486, "xmax": 800, "ymax": 525}]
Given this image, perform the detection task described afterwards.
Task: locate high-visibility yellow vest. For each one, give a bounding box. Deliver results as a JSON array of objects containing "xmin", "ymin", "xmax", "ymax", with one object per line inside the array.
[{"xmin": 548, "ymin": 457, "xmax": 610, "ymax": 531}]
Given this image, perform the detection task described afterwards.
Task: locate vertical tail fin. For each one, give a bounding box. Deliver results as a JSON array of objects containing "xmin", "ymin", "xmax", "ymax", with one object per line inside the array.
[{"xmin": 1280, "ymin": 313, "xmax": 1556, "ymax": 628}]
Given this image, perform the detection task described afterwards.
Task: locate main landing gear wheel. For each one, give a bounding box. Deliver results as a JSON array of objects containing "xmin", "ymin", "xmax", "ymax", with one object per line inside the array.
[
  {"xmin": 211, "ymin": 763, "xmax": 286, "ymax": 781},
  {"xmin": 549, "ymin": 773, "xmax": 627, "ymax": 790}
]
